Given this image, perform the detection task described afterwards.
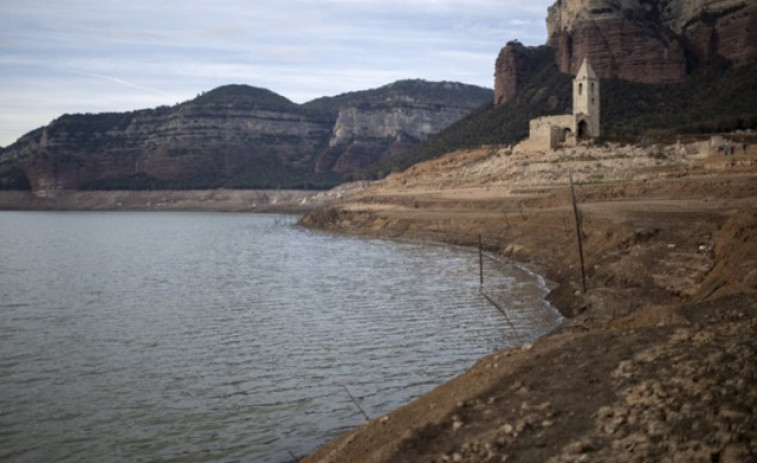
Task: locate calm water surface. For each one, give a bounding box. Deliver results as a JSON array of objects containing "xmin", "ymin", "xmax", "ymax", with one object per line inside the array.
[{"xmin": 0, "ymin": 212, "xmax": 560, "ymax": 462}]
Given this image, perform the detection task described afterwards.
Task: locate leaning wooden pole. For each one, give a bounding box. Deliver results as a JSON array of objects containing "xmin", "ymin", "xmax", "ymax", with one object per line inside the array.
[
  {"xmin": 569, "ymin": 172, "xmax": 588, "ymax": 294},
  {"xmin": 479, "ymin": 234, "xmax": 484, "ymax": 286},
  {"xmin": 343, "ymin": 385, "xmax": 370, "ymax": 422}
]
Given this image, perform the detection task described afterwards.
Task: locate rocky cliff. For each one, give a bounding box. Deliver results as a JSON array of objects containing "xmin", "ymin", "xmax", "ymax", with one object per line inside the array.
[
  {"xmin": 493, "ymin": 43, "xmax": 556, "ymax": 106},
  {"xmin": 495, "ymin": 0, "xmax": 757, "ymax": 104},
  {"xmin": 0, "ymin": 81, "xmax": 491, "ymax": 193},
  {"xmin": 306, "ymin": 80, "xmax": 492, "ymax": 174}
]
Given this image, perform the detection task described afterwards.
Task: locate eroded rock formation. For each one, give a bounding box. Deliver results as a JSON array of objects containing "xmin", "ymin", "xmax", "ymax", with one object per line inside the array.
[
  {"xmin": 495, "ymin": 0, "xmax": 757, "ymax": 105},
  {"xmin": 494, "ymin": 43, "xmax": 553, "ymax": 105},
  {"xmin": 0, "ymin": 81, "xmax": 492, "ymax": 193}
]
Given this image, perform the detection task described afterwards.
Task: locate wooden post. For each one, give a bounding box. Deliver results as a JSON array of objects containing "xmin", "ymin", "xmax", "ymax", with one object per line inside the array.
[
  {"xmin": 479, "ymin": 234, "xmax": 484, "ymax": 286},
  {"xmin": 569, "ymin": 172, "xmax": 588, "ymax": 294},
  {"xmin": 480, "ymin": 289, "xmax": 521, "ymax": 342},
  {"xmin": 343, "ymin": 385, "xmax": 370, "ymax": 422}
]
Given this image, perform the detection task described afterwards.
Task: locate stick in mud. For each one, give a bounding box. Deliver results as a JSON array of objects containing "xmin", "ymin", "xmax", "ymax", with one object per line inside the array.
[
  {"xmin": 343, "ymin": 385, "xmax": 371, "ymax": 422},
  {"xmin": 569, "ymin": 172, "xmax": 588, "ymax": 294},
  {"xmin": 479, "ymin": 234, "xmax": 484, "ymax": 286},
  {"xmin": 480, "ymin": 289, "xmax": 523, "ymax": 343}
]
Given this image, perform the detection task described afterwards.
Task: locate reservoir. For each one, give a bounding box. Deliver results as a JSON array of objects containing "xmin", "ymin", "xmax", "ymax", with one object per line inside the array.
[{"xmin": 0, "ymin": 211, "xmax": 561, "ymax": 462}]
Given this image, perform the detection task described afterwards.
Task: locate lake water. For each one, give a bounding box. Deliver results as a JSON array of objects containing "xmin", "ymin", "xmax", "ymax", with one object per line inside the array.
[{"xmin": 0, "ymin": 211, "xmax": 561, "ymax": 462}]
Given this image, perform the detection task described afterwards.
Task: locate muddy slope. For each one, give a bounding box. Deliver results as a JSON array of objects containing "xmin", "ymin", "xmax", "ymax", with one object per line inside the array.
[{"xmin": 301, "ymin": 143, "xmax": 757, "ymax": 462}]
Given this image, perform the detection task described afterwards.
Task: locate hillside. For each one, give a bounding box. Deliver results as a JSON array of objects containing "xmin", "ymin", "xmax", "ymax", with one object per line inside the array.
[
  {"xmin": 300, "ymin": 134, "xmax": 757, "ymax": 463},
  {"xmin": 0, "ymin": 81, "xmax": 492, "ymax": 194},
  {"xmin": 357, "ymin": 57, "xmax": 757, "ymax": 180}
]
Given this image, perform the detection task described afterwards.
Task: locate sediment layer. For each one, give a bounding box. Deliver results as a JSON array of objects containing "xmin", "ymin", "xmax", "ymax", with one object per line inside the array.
[{"xmin": 300, "ymin": 139, "xmax": 757, "ymax": 462}]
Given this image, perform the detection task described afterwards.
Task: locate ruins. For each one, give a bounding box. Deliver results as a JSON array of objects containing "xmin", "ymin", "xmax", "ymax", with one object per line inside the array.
[{"xmin": 516, "ymin": 58, "xmax": 600, "ymax": 152}]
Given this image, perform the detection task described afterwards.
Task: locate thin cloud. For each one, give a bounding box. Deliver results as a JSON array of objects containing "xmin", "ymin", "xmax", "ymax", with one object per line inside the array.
[
  {"xmin": 0, "ymin": 0, "xmax": 555, "ymax": 145},
  {"xmin": 65, "ymin": 70, "xmax": 171, "ymax": 96}
]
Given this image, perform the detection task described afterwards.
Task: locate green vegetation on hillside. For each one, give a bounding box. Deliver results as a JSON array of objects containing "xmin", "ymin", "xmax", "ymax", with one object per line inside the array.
[
  {"xmin": 602, "ymin": 61, "xmax": 757, "ymax": 139},
  {"xmin": 303, "ymin": 80, "xmax": 493, "ymax": 118},
  {"xmin": 354, "ymin": 47, "xmax": 571, "ymax": 179},
  {"xmin": 79, "ymin": 154, "xmax": 342, "ymax": 191},
  {"xmin": 188, "ymin": 85, "xmax": 303, "ymax": 113},
  {"xmin": 354, "ymin": 55, "xmax": 757, "ymax": 180},
  {"xmin": 0, "ymin": 166, "xmax": 32, "ymax": 190}
]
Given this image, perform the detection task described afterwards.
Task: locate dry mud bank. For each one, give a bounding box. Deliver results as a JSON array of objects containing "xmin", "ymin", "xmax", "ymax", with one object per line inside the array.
[
  {"xmin": 0, "ymin": 184, "xmax": 368, "ymax": 213},
  {"xmin": 301, "ymin": 143, "xmax": 757, "ymax": 462}
]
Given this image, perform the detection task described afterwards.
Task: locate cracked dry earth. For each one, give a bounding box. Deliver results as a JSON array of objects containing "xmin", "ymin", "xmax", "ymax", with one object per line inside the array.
[{"xmin": 412, "ymin": 299, "xmax": 757, "ymax": 463}]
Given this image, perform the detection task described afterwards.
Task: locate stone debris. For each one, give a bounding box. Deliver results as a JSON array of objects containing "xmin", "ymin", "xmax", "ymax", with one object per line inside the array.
[
  {"xmin": 548, "ymin": 316, "xmax": 757, "ymax": 463},
  {"xmin": 424, "ymin": 308, "xmax": 756, "ymax": 463}
]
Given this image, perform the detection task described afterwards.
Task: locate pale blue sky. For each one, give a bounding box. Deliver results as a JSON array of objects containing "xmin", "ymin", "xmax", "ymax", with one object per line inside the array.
[{"xmin": 0, "ymin": 0, "xmax": 553, "ymax": 147}]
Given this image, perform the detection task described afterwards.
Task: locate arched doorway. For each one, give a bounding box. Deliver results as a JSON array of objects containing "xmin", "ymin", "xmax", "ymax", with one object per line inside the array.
[{"xmin": 577, "ymin": 120, "xmax": 589, "ymax": 139}]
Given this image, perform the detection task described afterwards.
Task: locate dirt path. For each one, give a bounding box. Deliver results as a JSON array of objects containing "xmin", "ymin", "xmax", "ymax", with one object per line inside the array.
[{"xmin": 301, "ymin": 144, "xmax": 757, "ymax": 462}]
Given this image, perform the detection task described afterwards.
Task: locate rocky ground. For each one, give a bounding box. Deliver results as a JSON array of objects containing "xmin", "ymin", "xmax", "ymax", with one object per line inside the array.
[{"xmin": 300, "ymin": 137, "xmax": 757, "ymax": 462}]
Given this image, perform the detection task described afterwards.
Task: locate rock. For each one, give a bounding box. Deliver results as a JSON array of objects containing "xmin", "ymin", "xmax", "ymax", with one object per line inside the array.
[
  {"xmin": 564, "ymin": 438, "xmax": 596, "ymax": 454},
  {"xmin": 495, "ymin": 0, "xmax": 757, "ymax": 105},
  {"xmin": 720, "ymin": 443, "xmax": 751, "ymax": 463},
  {"xmin": 547, "ymin": 0, "xmax": 757, "ymax": 82},
  {"xmin": 452, "ymin": 416, "xmax": 464, "ymax": 432},
  {"xmin": 494, "ymin": 42, "xmax": 550, "ymax": 106},
  {"xmin": 1, "ymin": 81, "xmax": 492, "ymax": 192},
  {"xmin": 547, "ymin": 1, "xmax": 687, "ymax": 84}
]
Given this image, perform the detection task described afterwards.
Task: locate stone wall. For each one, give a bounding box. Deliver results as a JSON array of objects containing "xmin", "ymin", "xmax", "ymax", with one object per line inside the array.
[{"xmin": 518, "ymin": 115, "xmax": 577, "ymax": 152}]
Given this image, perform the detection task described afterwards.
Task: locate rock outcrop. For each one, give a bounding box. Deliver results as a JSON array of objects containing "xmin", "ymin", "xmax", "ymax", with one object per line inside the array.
[
  {"xmin": 495, "ymin": 0, "xmax": 757, "ymax": 105},
  {"xmin": 546, "ymin": 0, "xmax": 688, "ymax": 83},
  {"xmin": 0, "ymin": 81, "xmax": 492, "ymax": 193},
  {"xmin": 308, "ymin": 80, "xmax": 492, "ymax": 174},
  {"xmin": 494, "ymin": 43, "xmax": 554, "ymax": 105},
  {"xmin": 322, "ymin": 101, "xmax": 478, "ymax": 173},
  {"xmin": 660, "ymin": 0, "xmax": 757, "ymax": 66}
]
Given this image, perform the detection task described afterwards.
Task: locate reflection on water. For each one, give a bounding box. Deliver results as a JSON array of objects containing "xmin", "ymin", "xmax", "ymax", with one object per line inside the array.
[{"xmin": 0, "ymin": 212, "xmax": 560, "ymax": 462}]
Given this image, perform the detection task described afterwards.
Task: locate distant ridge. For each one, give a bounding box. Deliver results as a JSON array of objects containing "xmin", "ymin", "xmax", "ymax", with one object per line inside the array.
[
  {"xmin": 191, "ymin": 85, "xmax": 302, "ymax": 111},
  {"xmin": 354, "ymin": 0, "xmax": 757, "ymax": 180},
  {"xmin": 0, "ymin": 80, "xmax": 492, "ymax": 193}
]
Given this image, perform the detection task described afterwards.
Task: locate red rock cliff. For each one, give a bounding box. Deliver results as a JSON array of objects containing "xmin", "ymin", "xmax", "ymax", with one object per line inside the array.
[
  {"xmin": 493, "ymin": 42, "xmax": 544, "ymax": 105},
  {"xmin": 494, "ymin": 0, "xmax": 757, "ymax": 105},
  {"xmin": 546, "ymin": 0, "xmax": 688, "ymax": 82}
]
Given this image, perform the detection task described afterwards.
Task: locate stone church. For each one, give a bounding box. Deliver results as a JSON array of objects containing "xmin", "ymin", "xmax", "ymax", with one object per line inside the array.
[{"xmin": 517, "ymin": 58, "xmax": 600, "ymax": 152}]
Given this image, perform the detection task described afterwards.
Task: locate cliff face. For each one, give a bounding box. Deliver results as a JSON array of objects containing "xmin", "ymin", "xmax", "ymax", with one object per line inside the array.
[
  {"xmin": 0, "ymin": 82, "xmax": 492, "ymax": 193},
  {"xmin": 307, "ymin": 80, "xmax": 492, "ymax": 174},
  {"xmin": 4, "ymin": 92, "xmax": 331, "ymax": 192},
  {"xmin": 322, "ymin": 101, "xmax": 478, "ymax": 173},
  {"xmin": 494, "ymin": 43, "xmax": 553, "ymax": 105},
  {"xmin": 495, "ymin": 0, "xmax": 757, "ymax": 105},
  {"xmin": 546, "ymin": 0, "xmax": 688, "ymax": 82},
  {"xmin": 660, "ymin": 0, "xmax": 757, "ymax": 67}
]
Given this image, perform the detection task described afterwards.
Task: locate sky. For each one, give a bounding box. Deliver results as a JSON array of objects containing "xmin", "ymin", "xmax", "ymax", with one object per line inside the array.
[{"xmin": 0, "ymin": 0, "xmax": 554, "ymax": 147}]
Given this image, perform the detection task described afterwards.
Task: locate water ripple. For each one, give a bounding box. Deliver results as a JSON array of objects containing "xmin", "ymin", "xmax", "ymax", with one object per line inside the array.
[{"xmin": 0, "ymin": 212, "xmax": 561, "ymax": 462}]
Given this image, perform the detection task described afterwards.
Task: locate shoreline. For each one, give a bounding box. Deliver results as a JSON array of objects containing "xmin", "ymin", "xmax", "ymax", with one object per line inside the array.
[
  {"xmin": 2, "ymin": 141, "xmax": 756, "ymax": 461},
  {"xmin": 298, "ymin": 145, "xmax": 757, "ymax": 462},
  {"xmin": 0, "ymin": 184, "xmax": 369, "ymax": 214}
]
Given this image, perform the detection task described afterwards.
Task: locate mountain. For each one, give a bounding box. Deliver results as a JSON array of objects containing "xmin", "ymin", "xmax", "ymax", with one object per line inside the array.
[
  {"xmin": 357, "ymin": 0, "xmax": 757, "ymax": 179},
  {"xmin": 304, "ymin": 80, "xmax": 492, "ymax": 174},
  {"xmin": 496, "ymin": 0, "xmax": 757, "ymax": 105},
  {"xmin": 0, "ymin": 81, "xmax": 492, "ymax": 194}
]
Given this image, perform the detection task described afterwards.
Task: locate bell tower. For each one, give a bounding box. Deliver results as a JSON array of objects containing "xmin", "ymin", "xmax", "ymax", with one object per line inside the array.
[{"xmin": 573, "ymin": 58, "xmax": 600, "ymax": 139}]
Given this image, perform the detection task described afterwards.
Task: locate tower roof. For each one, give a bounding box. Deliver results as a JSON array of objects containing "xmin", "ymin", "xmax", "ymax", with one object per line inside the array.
[{"xmin": 576, "ymin": 57, "xmax": 597, "ymax": 79}]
